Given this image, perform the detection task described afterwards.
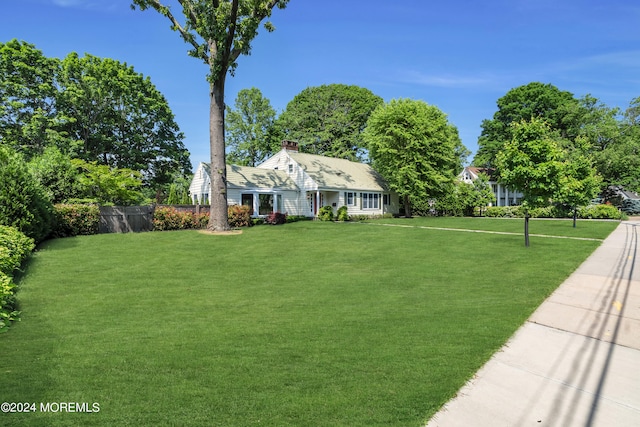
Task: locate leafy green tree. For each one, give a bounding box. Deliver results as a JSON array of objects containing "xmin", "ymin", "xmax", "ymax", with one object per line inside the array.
[
  {"xmin": 1, "ymin": 40, "xmax": 192, "ymax": 192},
  {"xmin": 0, "ymin": 145, "xmax": 53, "ymax": 242},
  {"xmin": 225, "ymin": 87, "xmax": 277, "ymax": 166},
  {"xmin": 0, "ymin": 39, "xmax": 67, "ymax": 158},
  {"xmin": 469, "ymin": 173, "xmax": 496, "ymax": 216},
  {"xmin": 56, "ymin": 53, "xmax": 191, "ymax": 189},
  {"xmin": 594, "ymin": 96, "xmax": 640, "ymax": 192},
  {"xmin": 72, "ymin": 159, "xmax": 147, "ymax": 206},
  {"xmin": 363, "ymin": 99, "xmax": 463, "ymax": 217},
  {"xmin": 555, "ymin": 137, "xmax": 602, "ymax": 227},
  {"xmin": 132, "ymin": 0, "xmax": 290, "ymax": 231},
  {"xmin": 474, "ymin": 82, "xmax": 579, "ymax": 167},
  {"xmin": 276, "ymin": 84, "xmax": 384, "ymax": 161},
  {"xmin": 28, "ymin": 146, "xmax": 83, "ymax": 203},
  {"xmin": 495, "ymin": 118, "xmax": 565, "ymax": 246}
]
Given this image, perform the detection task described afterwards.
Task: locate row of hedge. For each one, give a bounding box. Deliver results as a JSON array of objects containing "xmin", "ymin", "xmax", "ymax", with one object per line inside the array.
[
  {"xmin": 483, "ymin": 204, "xmax": 626, "ymax": 220},
  {"xmin": 0, "ymin": 225, "xmax": 35, "ymax": 331}
]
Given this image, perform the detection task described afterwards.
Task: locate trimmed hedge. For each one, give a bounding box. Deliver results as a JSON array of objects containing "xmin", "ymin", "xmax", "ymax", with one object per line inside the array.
[
  {"xmin": 484, "ymin": 204, "xmax": 625, "ymax": 220},
  {"xmin": 51, "ymin": 204, "xmax": 101, "ymax": 237},
  {"xmin": 153, "ymin": 207, "xmax": 208, "ymax": 231},
  {"xmin": 0, "ymin": 225, "xmax": 35, "ymax": 331}
]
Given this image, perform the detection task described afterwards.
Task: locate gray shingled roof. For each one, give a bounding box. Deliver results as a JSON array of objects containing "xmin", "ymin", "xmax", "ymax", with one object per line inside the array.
[
  {"xmin": 226, "ymin": 164, "xmax": 299, "ymax": 190},
  {"xmin": 288, "ymin": 152, "xmax": 390, "ymax": 191}
]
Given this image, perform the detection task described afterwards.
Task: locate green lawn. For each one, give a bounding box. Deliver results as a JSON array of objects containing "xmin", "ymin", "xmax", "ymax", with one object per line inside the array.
[{"xmin": 1, "ymin": 218, "xmax": 619, "ymax": 426}]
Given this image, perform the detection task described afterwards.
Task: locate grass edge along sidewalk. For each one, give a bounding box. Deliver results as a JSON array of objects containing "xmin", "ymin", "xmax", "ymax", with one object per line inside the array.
[{"xmin": 1, "ymin": 219, "xmax": 619, "ymax": 426}]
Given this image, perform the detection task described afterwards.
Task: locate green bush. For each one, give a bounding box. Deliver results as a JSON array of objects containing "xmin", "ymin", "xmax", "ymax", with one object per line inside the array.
[
  {"xmin": 318, "ymin": 206, "xmax": 334, "ymax": 221},
  {"xmin": 0, "ymin": 145, "xmax": 53, "ymax": 242},
  {"xmin": 0, "ymin": 272, "xmax": 20, "ymax": 332},
  {"xmin": 529, "ymin": 205, "xmax": 572, "ymax": 218},
  {"xmin": 577, "ymin": 204, "xmax": 624, "ymax": 219},
  {"xmin": 0, "ymin": 225, "xmax": 35, "ymax": 275},
  {"xmin": 0, "ymin": 226, "xmax": 34, "ymax": 331},
  {"xmin": 336, "ymin": 206, "xmax": 349, "ymax": 221},
  {"xmin": 485, "ymin": 206, "xmax": 523, "ymax": 218},
  {"xmin": 285, "ymin": 215, "xmax": 308, "ymax": 223},
  {"xmin": 228, "ymin": 205, "xmax": 252, "ymax": 228},
  {"xmin": 51, "ymin": 204, "xmax": 100, "ymax": 237}
]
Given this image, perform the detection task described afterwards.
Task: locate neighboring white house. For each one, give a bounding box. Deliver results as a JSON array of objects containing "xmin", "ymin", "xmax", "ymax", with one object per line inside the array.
[
  {"xmin": 459, "ymin": 166, "xmax": 523, "ymax": 207},
  {"xmin": 189, "ymin": 140, "xmax": 400, "ymax": 218}
]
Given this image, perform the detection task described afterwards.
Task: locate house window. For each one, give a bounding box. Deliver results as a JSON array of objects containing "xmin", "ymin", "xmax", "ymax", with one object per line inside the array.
[
  {"xmin": 259, "ymin": 194, "xmax": 273, "ymax": 215},
  {"xmin": 288, "ymin": 164, "xmax": 293, "ymax": 174},
  {"xmin": 241, "ymin": 194, "xmax": 254, "ymax": 215},
  {"xmin": 345, "ymin": 192, "xmax": 356, "ymax": 206},
  {"xmin": 362, "ymin": 193, "xmax": 380, "ymax": 209},
  {"xmin": 383, "ymin": 194, "xmax": 390, "ymax": 206}
]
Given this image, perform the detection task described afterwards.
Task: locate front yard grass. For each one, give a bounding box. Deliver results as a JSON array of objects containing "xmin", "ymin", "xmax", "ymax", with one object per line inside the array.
[{"xmin": 1, "ymin": 219, "xmax": 619, "ymax": 426}]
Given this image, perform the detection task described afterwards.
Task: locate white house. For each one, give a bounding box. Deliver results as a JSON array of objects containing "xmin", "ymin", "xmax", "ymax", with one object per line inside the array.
[
  {"xmin": 459, "ymin": 166, "xmax": 523, "ymax": 206},
  {"xmin": 190, "ymin": 140, "xmax": 400, "ymax": 218}
]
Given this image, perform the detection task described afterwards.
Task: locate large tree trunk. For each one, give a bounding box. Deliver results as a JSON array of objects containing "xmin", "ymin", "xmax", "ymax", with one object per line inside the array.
[
  {"xmin": 208, "ymin": 82, "xmax": 230, "ymax": 231},
  {"xmin": 403, "ymin": 194, "xmax": 412, "ymax": 218}
]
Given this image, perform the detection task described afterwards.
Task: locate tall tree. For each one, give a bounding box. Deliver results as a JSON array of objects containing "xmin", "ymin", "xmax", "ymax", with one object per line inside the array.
[
  {"xmin": 57, "ymin": 53, "xmax": 191, "ymax": 189},
  {"xmin": 132, "ymin": 0, "xmax": 289, "ymax": 231},
  {"xmin": 225, "ymin": 87, "xmax": 277, "ymax": 166},
  {"xmin": 0, "ymin": 39, "xmax": 65, "ymax": 158},
  {"xmin": 474, "ymin": 82, "xmax": 579, "ymax": 167},
  {"xmin": 595, "ymin": 96, "xmax": 640, "ymax": 192},
  {"xmin": 275, "ymin": 84, "xmax": 384, "ymax": 161},
  {"xmin": 495, "ymin": 118, "xmax": 564, "ymax": 246},
  {"xmin": 363, "ymin": 99, "xmax": 463, "ymax": 217},
  {"xmin": 555, "ymin": 137, "xmax": 602, "ymax": 227}
]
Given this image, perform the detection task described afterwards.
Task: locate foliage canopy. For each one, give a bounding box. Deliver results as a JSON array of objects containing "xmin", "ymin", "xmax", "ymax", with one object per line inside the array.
[{"xmin": 363, "ymin": 98, "xmax": 464, "ymax": 216}]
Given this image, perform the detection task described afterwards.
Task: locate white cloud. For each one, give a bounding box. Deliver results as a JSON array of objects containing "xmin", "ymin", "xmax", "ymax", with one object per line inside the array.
[
  {"xmin": 52, "ymin": 0, "xmax": 86, "ymax": 6},
  {"xmin": 399, "ymin": 70, "xmax": 490, "ymax": 88}
]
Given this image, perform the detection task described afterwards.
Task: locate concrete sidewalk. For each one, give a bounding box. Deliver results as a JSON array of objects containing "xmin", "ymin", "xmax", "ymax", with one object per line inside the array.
[{"xmin": 426, "ymin": 219, "xmax": 640, "ymax": 427}]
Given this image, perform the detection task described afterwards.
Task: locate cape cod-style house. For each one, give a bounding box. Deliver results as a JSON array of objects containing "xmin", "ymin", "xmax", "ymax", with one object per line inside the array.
[
  {"xmin": 189, "ymin": 140, "xmax": 400, "ymax": 218},
  {"xmin": 459, "ymin": 166, "xmax": 523, "ymax": 206}
]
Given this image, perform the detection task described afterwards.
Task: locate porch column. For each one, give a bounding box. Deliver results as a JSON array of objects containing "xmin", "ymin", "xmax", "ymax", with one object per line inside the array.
[
  {"xmin": 316, "ymin": 191, "xmax": 320, "ymax": 216},
  {"xmin": 497, "ymin": 184, "xmax": 501, "ymax": 206},
  {"xmin": 506, "ymin": 187, "xmax": 510, "ymax": 206}
]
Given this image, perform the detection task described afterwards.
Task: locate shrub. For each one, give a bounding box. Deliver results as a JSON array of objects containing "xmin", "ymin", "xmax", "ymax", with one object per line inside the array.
[
  {"xmin": 0, "ymin": 272, "xmax": 20, "ymax": 332},
  {"xmin": 265, "ymin": 212, "xmax": 287, "ymax": 225},
  {"xmin": 318, "ymin": 206, "xmax": 334, "ymax": 221},
  {"xmin": 0, "ymin": 225, "xmax": 35, "ymax": 275},
  {"xmin": 228, "ymin": 205, "xmax": 252, "ymax": 228},
  {"xmin": 195, "ymin": 212, "xmax": 209, "ymax": 229},
  {"xmin": 485, "ymin": 206, "xmax": 523, "ymax": 218},
  {"xmin": 153, "ymin": 207, "xmax": 190, "ymax": 230},
  {"xmin": 577, "ymin": 204, "xmax": 624, "ymax": 220},
  {"xmin": 336, "ymin": 206, "xmax": 349, "ymax": 221},
  {"xmin": 529, "ymin": 205, "xmax": 572, "ymax": 218},
  {"xmin": 51, "ymin": 204, "xmax": 100, "ymax": 237},
  {"xmin": 350, "ymin": 214, "xmax": 370, "ymax": 221},
  {"xmin": 621, "ymin": 199, "xmax": 640, "ymax": 215},
  {"xmin": 0, "ymin": 145, "xmax": 53, "ymax": 242},
  {"xmin": 285, "ymin": 215, "xmax": 308, "ymax": 223}
]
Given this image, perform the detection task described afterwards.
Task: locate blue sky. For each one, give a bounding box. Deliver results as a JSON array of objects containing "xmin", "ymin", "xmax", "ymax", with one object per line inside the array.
[{"xmin": 2, "ymin": 0, "xmax": 639, "ymax": 168}]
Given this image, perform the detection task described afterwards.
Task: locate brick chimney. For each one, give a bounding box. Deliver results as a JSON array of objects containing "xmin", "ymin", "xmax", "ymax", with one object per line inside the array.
[{"xmin": 282, "ymin": 140, "xmax": 299, "ymax": 152}]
